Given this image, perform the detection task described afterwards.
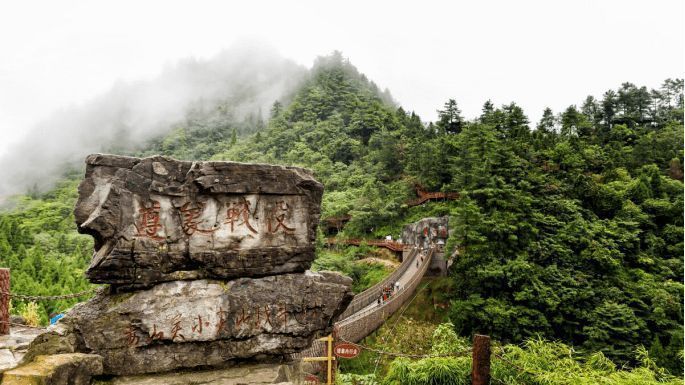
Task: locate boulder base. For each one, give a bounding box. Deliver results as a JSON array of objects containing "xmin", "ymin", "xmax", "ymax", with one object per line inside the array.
[
  {"xmin": 1, "ymin": 353, "xmax": 103, "ymax": 385},
  {"xmin": 92, "ymin": 363, "xmax": 299, "ymax": 385},
  {"xmin": 24, "ymin": 272, "xmax": 352, "ymax": 375}
]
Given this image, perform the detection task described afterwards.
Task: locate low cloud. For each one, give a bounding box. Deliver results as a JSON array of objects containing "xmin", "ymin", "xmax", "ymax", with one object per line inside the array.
[{"xmin": 0, "ymin": 41, "xmax": 306, "ymax": 198}]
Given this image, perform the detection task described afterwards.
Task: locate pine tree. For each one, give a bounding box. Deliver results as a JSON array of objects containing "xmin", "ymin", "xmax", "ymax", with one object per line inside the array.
[
  {"xmin": 537, "ymin": 107, "xmax": 556, "ymax": 133},
  {"xmin": 270, "ymin": 100, "xmax": 283, "ymax": 118},
  {"xmin": 436, "ymin": 99, "xmax": 463, "ymax": 134}
]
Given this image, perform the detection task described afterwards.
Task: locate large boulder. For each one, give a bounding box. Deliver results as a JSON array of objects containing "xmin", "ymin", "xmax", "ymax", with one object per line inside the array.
[
  {"xmin": 74, "ymin": 154, "xmax": 324, "ymax": 288},
  {"xmin": 24, "ymin": 272, "xmax": 352, "ymax": 376}
]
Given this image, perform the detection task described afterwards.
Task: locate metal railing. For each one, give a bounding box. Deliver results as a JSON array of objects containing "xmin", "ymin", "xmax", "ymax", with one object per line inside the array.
[
  {"xmin": 338, "ymin": 249, "xmax": 432, "ymax": 343},
  {"xmin": 338, "ymin": 248, "xmax": 417, "ymax": 320}
]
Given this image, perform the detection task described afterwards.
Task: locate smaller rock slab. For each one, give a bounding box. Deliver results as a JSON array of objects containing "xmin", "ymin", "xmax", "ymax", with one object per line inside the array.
[
  {"xmin": 0, "ymin": 325, "xmax": 46, "ymax": 373},
  {"xmin": 0, "ymin": 349, "xmax": 16, "ymax": 372},
  {"xmin": 92, "ymin": 363, "xmax": 298, "ymax": 385},
  {"xmin": 2, "ymin": 353, "xmax": 103, "ymax": 385},
  {"xmin": 24, "ymin": 271, "xmax": 352, "ymax": 375}
]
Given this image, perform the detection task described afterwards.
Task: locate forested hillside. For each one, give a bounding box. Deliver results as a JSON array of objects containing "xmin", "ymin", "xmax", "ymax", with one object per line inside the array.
[
  {"xmin": 0, "ymin": 53, "xmax": 682, "ymax": 376},
  {"xmin": 0, "ymin": 176, "xmax": 93, "ymax": 325}
]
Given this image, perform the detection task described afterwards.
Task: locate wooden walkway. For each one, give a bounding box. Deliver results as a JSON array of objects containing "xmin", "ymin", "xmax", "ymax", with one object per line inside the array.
[
  {"xmin": 406, "ymin": 189, "xmax": 460, "ymax": 207},
  {"xmin": 326, "ymin": 238, "xmax": 404, "ymax": 252}
]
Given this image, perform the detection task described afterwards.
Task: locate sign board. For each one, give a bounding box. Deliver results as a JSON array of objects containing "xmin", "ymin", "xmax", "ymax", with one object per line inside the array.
[{"xmin": 334, "ymin": 342, "xmax": 361, "ymax": 359}]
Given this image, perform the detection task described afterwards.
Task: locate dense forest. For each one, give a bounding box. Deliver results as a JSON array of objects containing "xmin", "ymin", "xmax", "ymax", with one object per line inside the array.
[{"xmin": 0, "ymin": 53, "xmax": 682, "ymax": 381}]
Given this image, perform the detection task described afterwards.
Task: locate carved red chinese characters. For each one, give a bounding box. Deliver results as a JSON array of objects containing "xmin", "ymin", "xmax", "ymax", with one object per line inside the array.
[{"xmin": 74, "ymin": 154, "xmax": 324, "ymax": 288}]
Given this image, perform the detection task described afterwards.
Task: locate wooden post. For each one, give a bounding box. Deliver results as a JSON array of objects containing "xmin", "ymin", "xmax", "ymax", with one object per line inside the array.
[
  {"xmin": 325, "ymin": 334, "xmax": 334, "ymax": 385},
  {"xmin": 472, "ymin": 334, "xmax": 490, "ymax": 385},
  {"xmin": 0, "ymin": 268, "xmax": 10, "ymax": 335}
]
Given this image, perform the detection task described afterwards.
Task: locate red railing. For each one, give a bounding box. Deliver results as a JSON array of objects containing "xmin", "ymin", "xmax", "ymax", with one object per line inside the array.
[
  {"xmin": 320, "ymin": 187, "xmax": 459, "ymax": 229},
  {"xmin": 407, "ymin": 190, "xmax": 460, "ymax": 207},
  {"xmin": 326, "ymin": 238, "xmax": 404, "ymax": 252}
]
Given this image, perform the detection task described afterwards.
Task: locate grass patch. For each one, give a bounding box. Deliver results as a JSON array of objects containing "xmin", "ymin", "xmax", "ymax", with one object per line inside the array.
[{"xmin": 312, "ymin": 246, "xmax": 394, "ymax": 293}]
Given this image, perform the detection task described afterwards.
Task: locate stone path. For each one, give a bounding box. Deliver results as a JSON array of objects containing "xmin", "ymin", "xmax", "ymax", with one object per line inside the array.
[{"xmin": 0, "ymin": 325, "xmax": 45, "ymax": 372}]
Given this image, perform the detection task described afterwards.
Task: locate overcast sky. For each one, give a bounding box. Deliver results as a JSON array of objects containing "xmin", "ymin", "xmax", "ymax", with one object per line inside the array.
[{"xmin": 0, "ymin": 0, "xmax": 683, "ymax": 156}]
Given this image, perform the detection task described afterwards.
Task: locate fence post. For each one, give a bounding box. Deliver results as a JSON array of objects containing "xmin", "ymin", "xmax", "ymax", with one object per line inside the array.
[
  {"xmin": 0, "ymin": 268, "xmax": 9, "ymax": 335},
  {"xmin": 472, "ymin": 334, "xmax": 490, "ymax": 385}
]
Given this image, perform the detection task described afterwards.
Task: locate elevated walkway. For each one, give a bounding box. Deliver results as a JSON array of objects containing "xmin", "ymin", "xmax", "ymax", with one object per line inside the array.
[{"xmin": 295, "ymin": 248, "xmax": 434, "ymax": 358}]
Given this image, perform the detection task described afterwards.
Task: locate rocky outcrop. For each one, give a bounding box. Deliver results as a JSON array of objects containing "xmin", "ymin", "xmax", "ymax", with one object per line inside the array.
[
  {"xmin": 92, "ymin": 363, "xmax": 299, "ymax": 385},
  {"xmin": 16, "ymin": 154, "xmax": 353, "ymax": 380},
  {"xmin": 0, "ymin": 325, "xmax": 45, "ymax": 372},
  {"xmin": 402, "ymin": 217, "xmax": 451, "ymax": 276},
  {"xmin": 401, "ymin": 216, "xmax": 449, "ymax": 248},
  {"xmin": 75, "ymin": 154, "xmax": 324, "ymax": 288},
  {"xmin": 2, "ymin": 354, "xmax": 102, "ymax": 385},
  {"xmin": 24, "ymin": 273, "xmax": 352, "ymax": 375}
]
